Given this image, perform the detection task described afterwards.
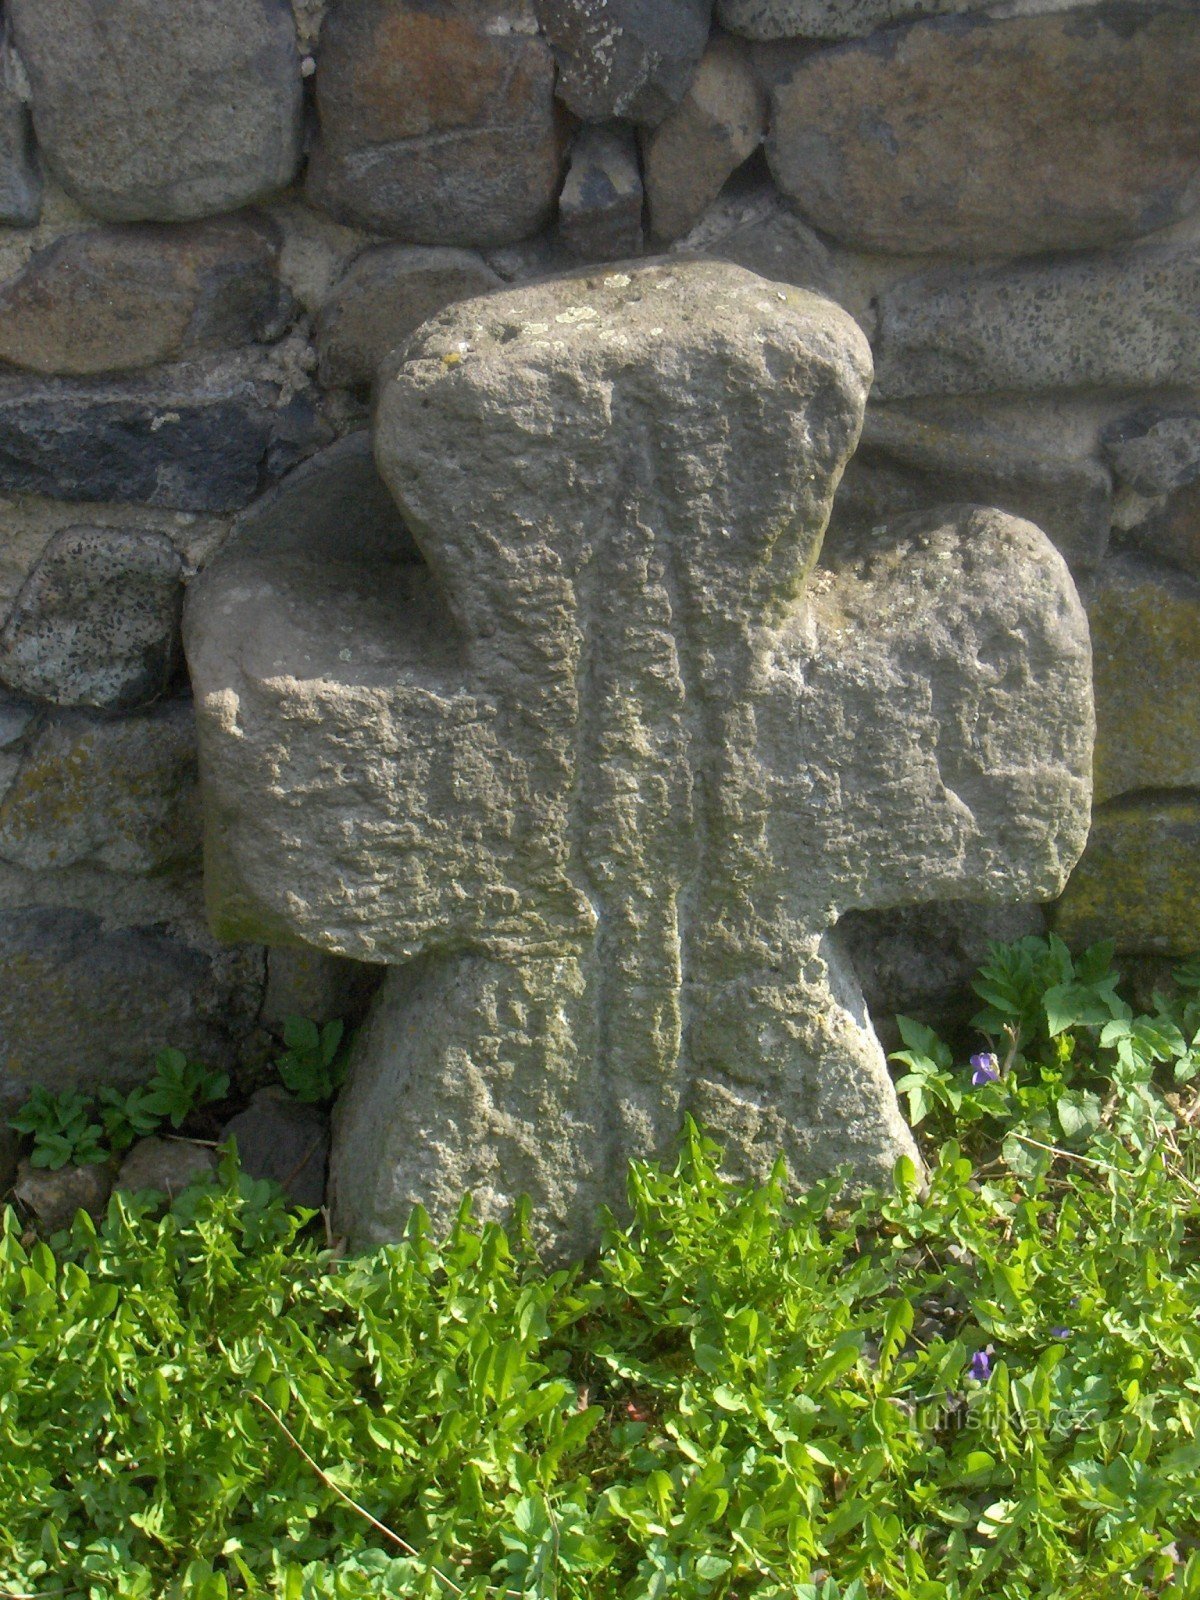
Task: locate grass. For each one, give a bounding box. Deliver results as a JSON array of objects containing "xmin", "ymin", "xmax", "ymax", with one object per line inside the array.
[{"xmin": 2, "ymin": 937, "xmax": 1199, "ymax": 1600}]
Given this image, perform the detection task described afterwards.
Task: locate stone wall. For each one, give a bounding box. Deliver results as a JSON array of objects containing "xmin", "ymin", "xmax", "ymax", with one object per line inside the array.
[{"xmin": 0, "ymin": 0, "xmax": 1195, "ymax": 1115}]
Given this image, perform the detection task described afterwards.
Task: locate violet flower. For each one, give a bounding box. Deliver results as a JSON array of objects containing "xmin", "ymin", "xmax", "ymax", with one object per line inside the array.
[
  {"xmin": 971, "ymin": 1052, "xmax": 1000, "ymax": 1086},
  {"xmin": 969, "ymin": 1348, "xmax": 992, "ymax": 1382}
]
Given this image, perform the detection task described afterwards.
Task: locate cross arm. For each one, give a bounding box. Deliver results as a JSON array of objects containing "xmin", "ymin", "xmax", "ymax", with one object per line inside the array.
[
  {"xmin": 757, "ymin": 506, "xmax": 1094, "ymax": 923},
  {"xmin": 184, "ymin": 540, "xmax": 592, "ymax": 964}
]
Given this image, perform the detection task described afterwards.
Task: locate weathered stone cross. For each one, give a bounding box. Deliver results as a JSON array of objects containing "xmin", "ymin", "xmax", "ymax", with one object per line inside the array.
[{"xmin": 185, "ymin": 261, "xmax": 1092, "ymax": 1256}]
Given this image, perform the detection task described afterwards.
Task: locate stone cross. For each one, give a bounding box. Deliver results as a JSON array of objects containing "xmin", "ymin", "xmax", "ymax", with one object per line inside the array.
[{"xmin": 185, "ymin": 262, "xmax": 1093, "ymax": 1256}]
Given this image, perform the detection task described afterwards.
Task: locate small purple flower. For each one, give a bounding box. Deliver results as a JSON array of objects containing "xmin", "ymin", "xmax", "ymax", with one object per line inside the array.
[
  {"xmin": 971, "ymin": 1052, "xmax": 1000, "ymax": 1086},
  {"xmin": 1050, "ymin": 1326, "xmax": 1072, "ymax": 1340},
  {"xmin": 969, "ymin": 1348, "xmax": 992, "ymax": 1382}
]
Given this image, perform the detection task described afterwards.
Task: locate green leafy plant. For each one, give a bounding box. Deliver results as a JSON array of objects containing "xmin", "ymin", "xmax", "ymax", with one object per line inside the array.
[
  {"xmin": 275, "ymin": 1017, "xmax": 347, "ymax": 1104},
  {"xmin": 97, "ymin": 1084, "xmax": 162, "ymax": 1155},
  {"xmin": 141, "ymin": 1047, "xmax": 230, "ymax": 1128},
  {"xmin": 7, "ymin": 1085, "xmax": 107, "ymax": 1170},
  {"xmin": 3, "ymin": 944, "xmax": 1200, "ymax": 1599}
]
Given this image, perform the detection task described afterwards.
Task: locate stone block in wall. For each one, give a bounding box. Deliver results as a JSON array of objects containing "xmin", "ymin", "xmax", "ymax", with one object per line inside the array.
[
  {"xmin": 1103, "ymin": 408, "xmax": 1200, "ymax": 580},
  {"xmin": 1088, "ymin": 558, "xmax": 1200, "ymax": 805},
  {"xmin": 261, "ymin": 945, "xmax": 382, "ymax": 1032},
  {"xmin": 830, "ymin": 400, "xmax": 1112, "ymax": 578},
  {"xmin": 1102, "ymin": 408, "xmax": 1200, "ymax": 498},
  {"xmin": 316, "ymin": 246, "xmax": 501, "ymax": 392},
  {"xmin": 0, "ymin": 526, "xmax": 183, "ymax": 711},
  {"xmin": 0, "ymin": 59, "xmax": 41, "ymax": 227},
  {"xmin": 557, "ymin": 127, "xmax": 644, "ymax": 263},
  {"xmin": 643, "ymin": 33, "xmax": 766, "ymax": 245},
  {"xmin": 0, "ymin": 904, "xmax": 263, "ymax": 1108},
  {"xmin": 13, "ymin": 1158, "xmax": 112, "ymax": 1228},
  {"xmin": 9, "ymin": 0, "xmax": 303, "ymax": 222},
  {"xmin": 0, "ymin": 495, "xmax": 232, "ymax": 621},
  {"xmin": 0, "ymin": 218, "xmax": 291, "ymax": 378},
  {"xmin": 874, "ymin": 241, "xmax": 1200, "ymax": 399},
  {"xmin": 307, "ymin": 0, "xmax": 564, "ymax": 248},
  {"xmin": 0, "ymin": 699, "xmax": 199, "ymax": 874},
  {"xmin": 1054, "ymin": 795, "xmax": 1200, "ymax": 957},
  {"xmin": 0, "ymin": 688, "xmax": 34, "ymax": 752},
  {"xmin": 535, "ymin": 0, "xmax": 713, "ymax": 126},
  {"xmin": 679, "ymin": 184, "xmax": 836, "ymax": 296},
  {"xmin": 717, "ymin": 0, "xmax": 1115, "ymax": 40},
  {"xmin": 1137, "ymin": 480, "xmax": 1200, "ymax": 581},
  {"xmin": 758, "ymin": 6, "xmax": 1200, "ymax": 256},
  {"xmin": 0, "ymin": 354, "xmax": 329, "ymax": 513}
]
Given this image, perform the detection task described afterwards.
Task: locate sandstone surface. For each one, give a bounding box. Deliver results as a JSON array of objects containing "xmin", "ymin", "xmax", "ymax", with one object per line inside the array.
[
  {"xmin": 307, "ymin": 0, "xmax": 564, "ymax": 246},
  {"xmin": 10, "ymin": 0, "xmax": 303, "ymax": 221},
  {"xmin": 831, "ymin": 401, "xmax": 1112, "ymax": 576},
  {"xmin": 0, "ymin": 527, "xmax": 183, "ymax": 711},
  {"xmin": 226, "ymin": 431, "xmax": 421, "ymax": 566},
  {"xmin": 760, "ymin": 7, "xmax": 1200, "ymax": 255}
]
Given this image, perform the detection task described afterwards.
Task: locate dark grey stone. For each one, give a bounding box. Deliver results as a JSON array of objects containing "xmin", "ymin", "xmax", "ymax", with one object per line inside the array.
[
  {"xmin": 557, "ymin": 126, "xmax": 644, "ymax": 262},
  {"xmin": 0, "ymin": 1123, "xmax": 17, "ymax": 1195},
  {"xmin": 536, "ymin": 0, "xmax": 713, "ymax": 125},
  {"xmin": 0, "ymin": 370, "xmax": 328, "ymax": 512},
  {"xmin": 9, "ymin": 0, "xmax": 302, "ymax": 222},
  {"xmin": 0, "ymin": 905, "xmax": 264, "ymax": 1108},
  {"xmin": 0, "ymin": 526, "xmax": 184, "ymax": 710},
  {"xmin": 220, "ymin": 1087, "xmax": 328, "ymax": 1208}
]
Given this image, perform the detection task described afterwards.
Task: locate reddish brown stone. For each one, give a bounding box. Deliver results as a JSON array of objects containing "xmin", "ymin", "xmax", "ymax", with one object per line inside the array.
[
  {"xmin": 762, "ymin": 6, "xmax": 1200, "ymax": 255},
  {"xmin": 0, "ymin": 217, "xmax": 288, "ymax": 377},
  {"xmin": 307, "ymin": 0, "xmax": 565, "ymax": 247}
]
